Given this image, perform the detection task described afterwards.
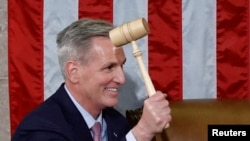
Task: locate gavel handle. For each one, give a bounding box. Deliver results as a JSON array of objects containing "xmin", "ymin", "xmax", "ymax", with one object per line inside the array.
[
  {"xmin": 131, "ymin": 41, "xmax": 169, "ymax": 128},
  {"xmin": 131, "ymin": 41, "xmax": 156, "ymax": 97}
]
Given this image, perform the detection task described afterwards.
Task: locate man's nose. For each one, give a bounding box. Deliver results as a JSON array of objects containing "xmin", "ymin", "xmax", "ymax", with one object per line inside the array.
[{"xmin": 113, "ymin": 67, "xmax": 125, "ymax": 84}]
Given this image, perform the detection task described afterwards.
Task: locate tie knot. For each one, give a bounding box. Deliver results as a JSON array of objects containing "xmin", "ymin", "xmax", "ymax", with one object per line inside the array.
[{"xmin": 92, "ymin": 122, "xmax": 101, "ymax": 136}]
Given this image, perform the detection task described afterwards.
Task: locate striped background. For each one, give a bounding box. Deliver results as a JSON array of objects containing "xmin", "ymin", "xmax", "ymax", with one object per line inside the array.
[{"xmin": 8, "ymin": 0, "xmax": 250, "ymax": 134}]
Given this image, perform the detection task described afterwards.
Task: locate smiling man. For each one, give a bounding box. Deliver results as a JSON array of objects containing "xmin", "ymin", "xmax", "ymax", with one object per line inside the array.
[{"xmin": 11, "ymin": 18, "xmax": 171, "ymax": 141}]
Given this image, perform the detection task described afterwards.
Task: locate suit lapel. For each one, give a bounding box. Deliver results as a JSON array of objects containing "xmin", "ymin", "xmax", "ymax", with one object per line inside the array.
[
  {"xmin": 104, "ymin": 113, "xmax": 119, "ymax": 141},
  {"xmin": 103, "ymin": 108, "xmax": 129, "ymax": 141},
  {"xmin": 53, "ymin": 84, "xmax": 93, "ymax": 141}
]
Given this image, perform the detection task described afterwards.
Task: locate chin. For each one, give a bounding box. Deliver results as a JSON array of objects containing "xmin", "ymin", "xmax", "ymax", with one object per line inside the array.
[{"xmin": 105, "ymin": 99, "xmax": 118, "ymax": 107}]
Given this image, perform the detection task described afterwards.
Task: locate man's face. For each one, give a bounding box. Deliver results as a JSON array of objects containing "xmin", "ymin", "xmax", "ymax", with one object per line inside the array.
[{"xmin": 78, "ymin": 36, "xmax": 126, "ymax": 111}]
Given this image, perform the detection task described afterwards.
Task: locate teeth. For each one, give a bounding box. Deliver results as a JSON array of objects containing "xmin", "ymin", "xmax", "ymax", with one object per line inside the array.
[{"xmin": 105, "ymin": 88, "xmax": 118, "ymax": 92}]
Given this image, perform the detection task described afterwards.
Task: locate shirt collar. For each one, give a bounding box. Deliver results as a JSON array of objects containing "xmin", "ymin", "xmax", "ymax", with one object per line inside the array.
[{"xmin": 64, "ymin": 84, "xmax": 103, "ymax": 129}]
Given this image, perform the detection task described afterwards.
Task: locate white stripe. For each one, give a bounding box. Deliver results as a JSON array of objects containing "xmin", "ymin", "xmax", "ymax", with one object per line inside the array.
[
  {"xmin": 182, "ymin": 0, "xmax": 217, "ymax": 99},
  {"xmin": 44, "ymin": 0, "xmax": 78, "ymax": 99},
  {"xmin": 113, "ymin": 0, "xmax": 148, "ymax": 114}
]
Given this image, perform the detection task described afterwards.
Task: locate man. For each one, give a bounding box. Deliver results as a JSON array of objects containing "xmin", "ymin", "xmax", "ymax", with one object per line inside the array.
[{"xmin": 11, "ymin": 18, "xmax": 171, "ymax": 141}]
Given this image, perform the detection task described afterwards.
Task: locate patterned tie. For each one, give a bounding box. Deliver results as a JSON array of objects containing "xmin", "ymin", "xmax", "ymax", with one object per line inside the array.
[{"xmin": 91, "ymin": 122, "xmax": 101, "ymax": 141}]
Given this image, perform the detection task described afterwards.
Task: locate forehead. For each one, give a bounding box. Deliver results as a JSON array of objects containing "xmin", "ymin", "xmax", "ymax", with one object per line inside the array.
[{"xmin": 90, "ymin": 37, "xmax": 125, "ymax": 62}]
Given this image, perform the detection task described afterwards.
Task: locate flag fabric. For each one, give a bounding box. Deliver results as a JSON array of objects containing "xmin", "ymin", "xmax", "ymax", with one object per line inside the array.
[{"xmin": 8, "ymin": 0, "xmax": 250, "ymax": 134}]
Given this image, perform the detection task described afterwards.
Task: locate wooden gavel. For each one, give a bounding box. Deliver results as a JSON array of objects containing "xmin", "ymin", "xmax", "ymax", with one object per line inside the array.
[{"xmin": 109, "ymin": 18, "xmax": 169, "ymax": 128}]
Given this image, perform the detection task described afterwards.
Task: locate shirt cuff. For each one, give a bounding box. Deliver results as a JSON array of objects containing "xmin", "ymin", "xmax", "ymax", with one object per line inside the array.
[{"xmin": 126, "ymin": 130, "xmax": 137, "ymax": 141}]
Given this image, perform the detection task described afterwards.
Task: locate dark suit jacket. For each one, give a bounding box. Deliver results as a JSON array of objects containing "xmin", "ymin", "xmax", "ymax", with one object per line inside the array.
[{"xmin": 11, "ymin": 83, "xmax": 131, "ymax": 141}]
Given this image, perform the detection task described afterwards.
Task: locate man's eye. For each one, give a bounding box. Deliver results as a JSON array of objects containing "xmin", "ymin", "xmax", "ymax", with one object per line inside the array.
[
  {"xmin": 105, "ymin": 64, "xmax": 114, "ymax": 71},
  {"xmin": 107, "ymin": 65, "xmax": 113, "ymax": 70}
]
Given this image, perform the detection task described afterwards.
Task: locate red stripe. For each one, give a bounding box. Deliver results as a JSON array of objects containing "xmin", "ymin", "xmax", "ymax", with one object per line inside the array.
[
  {"xmin": 217, "ymin": 0, "xmax": 250, "ymax": 98},
  {"xmin": 8, "ymin": 0, "xmax": 44, "ymax": 134},
  {"xmin": 148, "ymin": 0, "xmax": 182, "ymax": 100},
  {"xmin": 78, "ymin": 0, "xmax": 113, "ymax": 22}
]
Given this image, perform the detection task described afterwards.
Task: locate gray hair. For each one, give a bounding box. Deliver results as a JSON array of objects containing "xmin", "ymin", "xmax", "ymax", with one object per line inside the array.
[{"xmin": 56, "ymin": 18, "xmax": 114, "ymax": 79}]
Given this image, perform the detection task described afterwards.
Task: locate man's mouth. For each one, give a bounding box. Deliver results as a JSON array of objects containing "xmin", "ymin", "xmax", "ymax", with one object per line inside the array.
[{"xmin": 105, "ymin": 87, "xmax": 118, "ymax": 92}]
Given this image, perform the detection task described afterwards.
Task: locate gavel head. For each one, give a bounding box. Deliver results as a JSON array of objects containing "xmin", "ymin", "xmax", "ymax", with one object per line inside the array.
[{"xmin": 109, "ymin": 18, "xmax": 150, "ymax": 47}]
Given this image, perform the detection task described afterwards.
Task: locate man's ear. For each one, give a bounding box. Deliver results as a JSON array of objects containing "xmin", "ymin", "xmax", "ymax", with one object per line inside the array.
[{"xmin": 65, "ymin": 61, "xmax": 80, "ymax": 83}]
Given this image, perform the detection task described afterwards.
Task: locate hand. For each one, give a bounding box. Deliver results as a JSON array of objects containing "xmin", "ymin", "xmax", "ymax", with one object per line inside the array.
[{"xmin": 132, "ymin": 91, "xmax": 171, "ymax": 141}]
